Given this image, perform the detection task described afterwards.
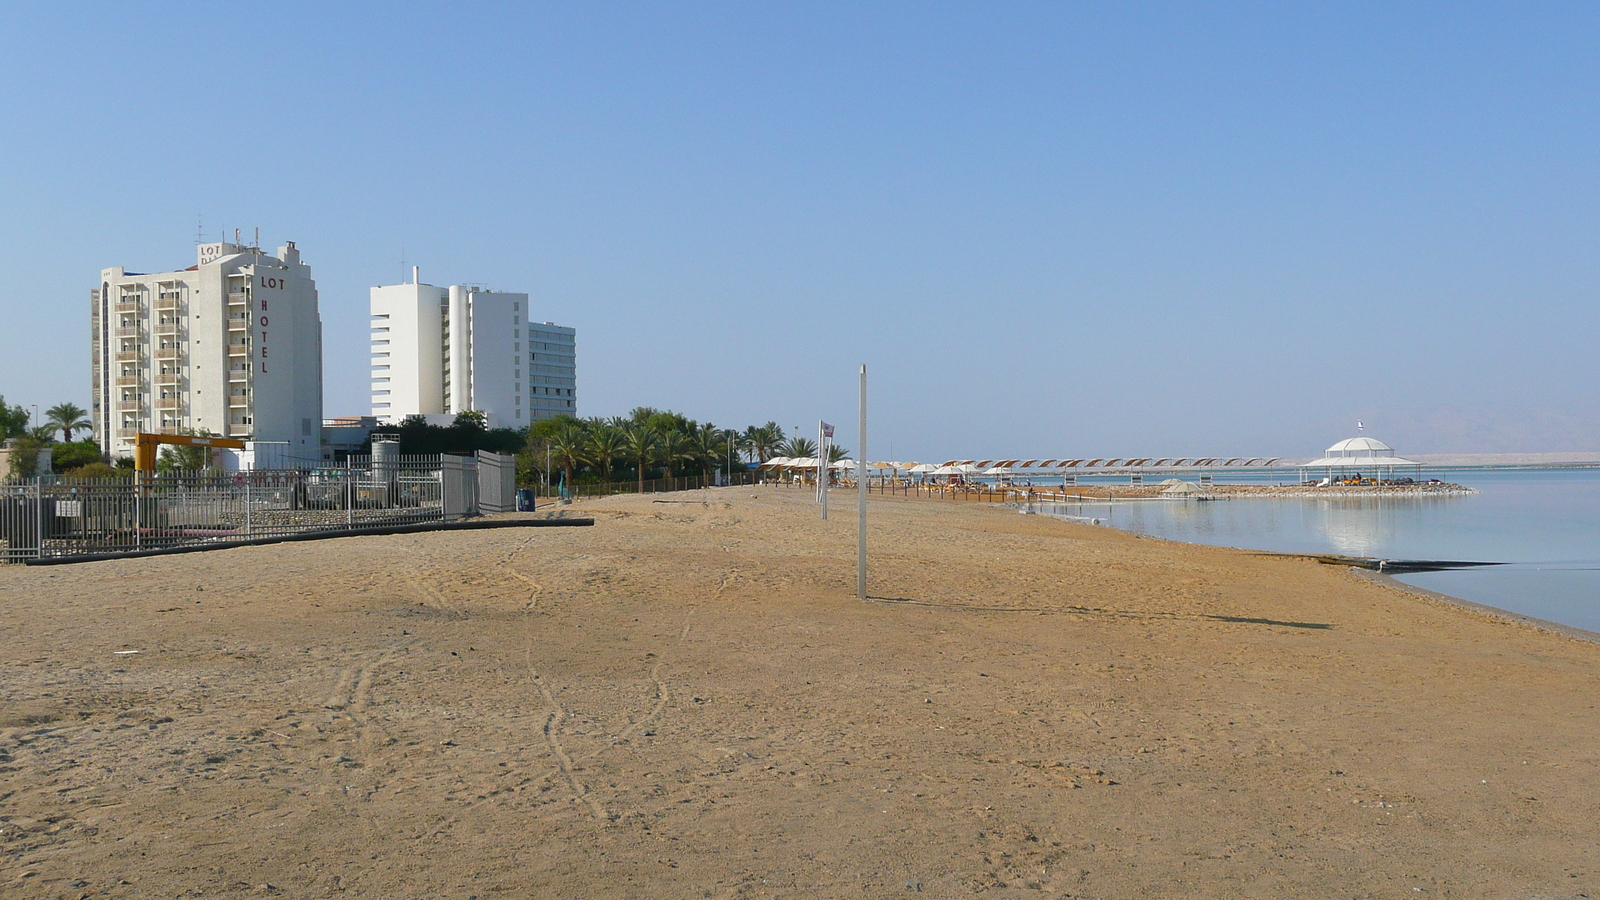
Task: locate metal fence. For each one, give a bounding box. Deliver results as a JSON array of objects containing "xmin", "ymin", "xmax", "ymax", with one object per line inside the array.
[
  {"xmin": 532, "ymin": 469, "xmax": 760, "ymax": 500},
  {"xmin": 1, "ymin": 453, "xmax": 482, "ymax": 563}
]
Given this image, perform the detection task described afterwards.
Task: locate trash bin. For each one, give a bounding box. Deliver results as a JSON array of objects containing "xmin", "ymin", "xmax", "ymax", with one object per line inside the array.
[{"xmin": 516, "ymin": 489, "xmax": 535, "ymax": 512}]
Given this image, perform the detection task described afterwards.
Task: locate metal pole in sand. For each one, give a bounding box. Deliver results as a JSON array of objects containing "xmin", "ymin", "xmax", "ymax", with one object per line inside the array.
[
  {"xmin": 857, "ymin": 364, "xmax": 867, "ymax": 600},
  {"xmin": 819, "ymin": 419, "xmax": 828, "ymax": 520}
]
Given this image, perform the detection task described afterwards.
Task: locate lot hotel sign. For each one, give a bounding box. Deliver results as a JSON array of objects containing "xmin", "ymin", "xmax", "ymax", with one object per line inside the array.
[{"xmin": 196, "ymin": 243, "xmax": 283, "ymax": 374}]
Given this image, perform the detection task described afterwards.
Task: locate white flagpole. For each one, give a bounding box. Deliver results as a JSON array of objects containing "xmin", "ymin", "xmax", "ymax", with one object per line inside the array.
[{"xmin": 858, "ymin": 364, "xmax": 867, "ymax": 600}]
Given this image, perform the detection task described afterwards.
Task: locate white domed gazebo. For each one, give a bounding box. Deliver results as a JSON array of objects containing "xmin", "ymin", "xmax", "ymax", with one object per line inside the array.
[{"xmin": 1299, "ymin": 437, "xmax": 1423, "ymax": 484}]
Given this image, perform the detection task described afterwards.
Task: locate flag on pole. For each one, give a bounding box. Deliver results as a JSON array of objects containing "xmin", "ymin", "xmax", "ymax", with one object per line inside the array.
[
  {"xmin": 1357, "ymin": 420, "xmax": 1365, "ymax": 432},
  {"xmin": 822, "ymin": 422, "xmax": 834, "ymax": 438}
]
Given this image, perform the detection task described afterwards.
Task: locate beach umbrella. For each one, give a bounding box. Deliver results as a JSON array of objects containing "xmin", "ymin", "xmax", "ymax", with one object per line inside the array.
[
  {"xmin": 907, "ymin": 463, "xmax": 936, "ymax": 474},
  {"xmin": 830, "ymin": 459, "xmax": 858, "ymax": 470},
  {"xmin": 954, "ymin": 464, "xmax": 982, "ymax": 476}
]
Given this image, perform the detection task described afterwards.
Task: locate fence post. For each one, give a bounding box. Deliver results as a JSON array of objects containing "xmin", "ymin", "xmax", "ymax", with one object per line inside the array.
[
  {"xmin": 35, "ymin": 480, "xmax": 43, "ymax": 560},
  {"xmin": 245, "ymin": 476, "xmax": 252, "ymax": 537},
  {"xmin": 347, "ymin": 471, "xmax": 354, "ymax": 528}
]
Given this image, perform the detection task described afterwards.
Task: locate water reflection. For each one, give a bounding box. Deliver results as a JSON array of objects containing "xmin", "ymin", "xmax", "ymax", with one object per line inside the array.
[
  {"xmin": 1107, "ymin": 494, "xmax": 1468, "ymax": 561},
  {"xmin": 1030, "ymin": 469, "xmax": 1600, "ymax": 635}
]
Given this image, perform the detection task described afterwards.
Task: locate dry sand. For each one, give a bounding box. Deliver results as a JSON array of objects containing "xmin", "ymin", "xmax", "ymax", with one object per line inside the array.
[{"xmin": 2, "ymin": 486, "xmax": 1598, "ymax": 898}]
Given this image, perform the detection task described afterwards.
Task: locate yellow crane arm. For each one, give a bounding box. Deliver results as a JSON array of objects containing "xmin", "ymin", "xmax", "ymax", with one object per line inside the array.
[{"xmin": 134, "ymin": 432, "xmax": 247, "ymax": 472}]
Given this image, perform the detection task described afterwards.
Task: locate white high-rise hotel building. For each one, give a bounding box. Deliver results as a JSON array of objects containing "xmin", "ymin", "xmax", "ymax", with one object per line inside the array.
[
  {"xmin": 370, "ymin": 270, "xmax": 574, "ymax": 427},
  {"xmin": 91, "ymin": 240, "xmax": 324, "ymax": 459}
]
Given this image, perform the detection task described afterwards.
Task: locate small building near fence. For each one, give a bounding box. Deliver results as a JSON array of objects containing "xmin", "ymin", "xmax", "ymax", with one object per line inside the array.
[{"xmin": 1298, "ymin": 436, "xmax": 1423, "ymax": 483}]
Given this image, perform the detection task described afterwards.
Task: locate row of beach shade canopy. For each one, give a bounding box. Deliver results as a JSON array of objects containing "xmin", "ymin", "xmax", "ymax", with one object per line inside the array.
[
  {"xmin": 760, "ymin": 457, "xmax": 861, "ymax": 471},
  {"xmin": 759, "ymin": 457, "xmax": 1301, "ymax": 481},
  {"xmin": 761, "ymin": 457, "xmax": 1286, "ymax": 473},
  {"xmin": 928, "ymin": 457, "xmax": 1283, "ymax": 469}
]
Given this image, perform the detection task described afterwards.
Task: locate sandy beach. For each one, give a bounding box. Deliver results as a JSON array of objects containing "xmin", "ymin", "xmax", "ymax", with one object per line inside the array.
[{"xmin": 2, "ymin": 486, "xmax": 1598, "ymax": 898}]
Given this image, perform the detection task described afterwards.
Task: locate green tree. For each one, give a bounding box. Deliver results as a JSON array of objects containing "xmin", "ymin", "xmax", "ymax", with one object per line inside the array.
[
  {"xmin": 0, "ymin": 395, "xmax": 32, "ymax": 441},
  {"xmin": 658, "ymin": 429, "xmax": 695, "ymax": 479},
  {"xmin": 690, "ymin": 423, "xmax": 729, "ymax": 479},
  {"xmin": 745, "ymin": 422, "xmax": 785, "ymax": 464},
  {"xmin": 65, "ymin": 461, "xmax": 122, "ymax": 479},
  {"xmin": 523, "ymin": 414, "xmax": 584, "ymax": 484},
  {"xmin": 6, "ymin": 435, "xmax": 45, "ymax": 479},
  {"xmin": 156, "ymin": 428, "xmax": 218, "ymax": 473},
  {"xmin": 781, "ymin": 436, "xmax": 816, "ymax": 459},
  {"xmin": 584, "ymin": 421, "xmax": 625, "ymax": 483},
  {"xmin": 371, "ymin": 414, "xmax": 522, "ymax": 456},
  {"xmin": 51, "ymin": 439, "xmax": 103, "ymax": 473},
  {"xmin": 452, "ymin": 410, "xmax": 488, "ymax": 430},
  {"xmin": 547, "ymin": 420, "xmax": 588, "ymax": 487},
  {"xmin": 620, "ymin": 424, "xmax": 660, "ymax": 493},
  {"xmin": 45, "ymin": 403, "xmax": 90, "ymax": 443}
]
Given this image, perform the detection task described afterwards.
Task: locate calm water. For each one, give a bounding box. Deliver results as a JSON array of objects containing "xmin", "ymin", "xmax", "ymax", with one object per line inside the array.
[{"xmin": 1032, "ymin": 468, "xmax": 1600, "ymax": 634}]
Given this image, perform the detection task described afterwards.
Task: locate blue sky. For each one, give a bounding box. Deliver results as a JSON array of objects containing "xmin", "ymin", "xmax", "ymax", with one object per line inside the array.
[{"xmin": 2, "ymin": 2, "xmax": 1597, "ymax": 459}]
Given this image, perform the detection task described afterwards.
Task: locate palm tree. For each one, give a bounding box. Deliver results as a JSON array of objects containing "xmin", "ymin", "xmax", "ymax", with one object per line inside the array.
[
  {"xmin": 46, "ymin": 403, "xmax": 90, "ymax": 443},
  {"xmin": 547, "ymin": 421, "xmax": 587, "ymax": 487},
  {"xmin": 585, "ymin": 422, "xmax": 625, "ymax": 483},
  {"xmin": 689, "ymin": 423, "xmax": 727, "ymax": 479},
  {"xmin": 745, "ymin": 422, "xmax": 784, "ymax": 464},
  {"xmin": 620, "ymin": 424, "xmax": 660, "ymax": 493},
  {"xmin": 660, "ymin": 429, "xmax": 695, "ymax": 479},
  {"xmin": 781, "ymin": 436, "xmax": 816, "ymax": 459}
]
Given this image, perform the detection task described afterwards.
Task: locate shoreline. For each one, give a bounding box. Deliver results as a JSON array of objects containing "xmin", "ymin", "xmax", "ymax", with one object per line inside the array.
[
  {"xmin": 1354, "ymin": 567, "xmax": 1600, "ymax": 646},
  {"xmin": 1020, "ymin": 492, "xmax": 1600, "ymax": 641}
]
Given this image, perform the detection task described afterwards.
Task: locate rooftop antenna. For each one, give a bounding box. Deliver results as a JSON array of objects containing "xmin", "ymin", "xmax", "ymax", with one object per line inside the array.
[
  {"xmin": 254, "ymin": 227, "xmax": 259, "ymax": 250},
  {"xmin": 196, "ymin": 212, "xmax": 204, "ymax": 245},
  {"xmin": 235, "ymin": 228, "xmax": 240, "ymax": 246}
]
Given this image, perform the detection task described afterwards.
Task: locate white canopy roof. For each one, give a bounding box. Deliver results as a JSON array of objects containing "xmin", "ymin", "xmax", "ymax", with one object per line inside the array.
[
  {"xmin": 1301, "ymin": 454, "xmax": 1419, "ymax": 468},
  {"xmin": 762, "ymin": 456, "xmax": 793, "ymax": 467},
  {"xmin": 1325, "ymin": 437, "xmax": 1395, "ymax": 456},
  {"xmin": 907, "ymin": 464, "xmax": 937, "ymax": 474}
]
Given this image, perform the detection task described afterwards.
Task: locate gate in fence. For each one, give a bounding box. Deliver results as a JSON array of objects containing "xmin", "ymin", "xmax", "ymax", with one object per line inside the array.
[
  {"xmin": 441, "ymin": 454, "xmax": 478, "ymax": 521},
  {"xmin": 476, "ymin": 451, "xmax": 516, "ymax": 514}
]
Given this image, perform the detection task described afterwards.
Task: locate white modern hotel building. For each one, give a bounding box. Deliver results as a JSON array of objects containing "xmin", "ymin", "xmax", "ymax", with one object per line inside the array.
[
  {"xmin": 370, "ymin": 269, "xmax": 575, "ymax": 427},
  {"xmin": 91, "ymin": 239, "xmax": 324, "ymax": 459}
]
